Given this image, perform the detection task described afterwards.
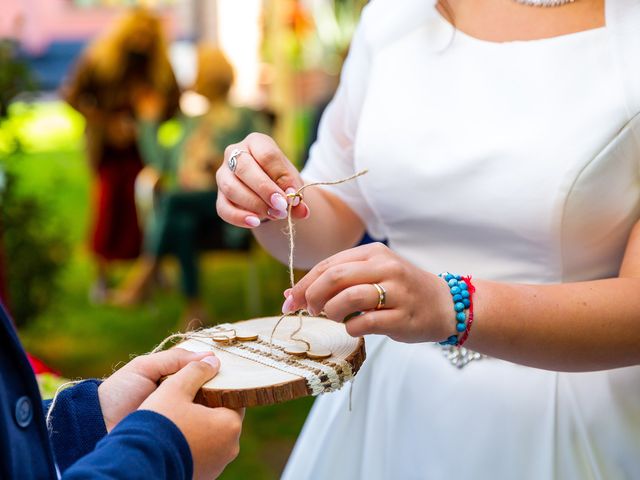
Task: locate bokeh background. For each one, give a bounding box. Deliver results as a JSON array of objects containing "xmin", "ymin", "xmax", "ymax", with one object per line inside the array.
[{"xmin": 0, "ymin": 0, "xmax": 366, "ymax": 477}]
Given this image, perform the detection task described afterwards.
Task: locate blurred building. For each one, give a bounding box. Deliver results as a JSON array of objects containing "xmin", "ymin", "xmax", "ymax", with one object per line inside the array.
[{"xmin": 0, "ymin": 0, "xmax": 262, "ymax": 99}]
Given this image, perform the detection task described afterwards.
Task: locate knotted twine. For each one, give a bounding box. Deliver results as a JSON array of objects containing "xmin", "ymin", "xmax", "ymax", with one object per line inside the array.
[{"xmin": 269, "ymin": 169, "xmax": 369, "ymax": 347}]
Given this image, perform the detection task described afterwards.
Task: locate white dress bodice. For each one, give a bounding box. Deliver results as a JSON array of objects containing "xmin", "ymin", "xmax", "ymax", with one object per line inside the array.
[
  {"xmin": 358, "ymin": 18, "xmax": 639, "ymax": 284},
  {"xmin": 285, "ymin": 0, "xmax": 640, "ymax": 478}
]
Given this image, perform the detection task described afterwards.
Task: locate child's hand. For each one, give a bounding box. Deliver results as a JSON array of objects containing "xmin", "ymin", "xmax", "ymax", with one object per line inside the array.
[
  {"xmin": 98, "ymin": 348, "xmax": 215, "ymax": 432},
  {"xmin": 139, "ymin": 355, "xmax": 244, "ymax": 480}
]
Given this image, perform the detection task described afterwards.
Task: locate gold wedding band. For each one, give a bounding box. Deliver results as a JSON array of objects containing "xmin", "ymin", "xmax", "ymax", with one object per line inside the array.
[{"xmin": 372, "ymin": 283, "xmax": 386, "ymax": 310}]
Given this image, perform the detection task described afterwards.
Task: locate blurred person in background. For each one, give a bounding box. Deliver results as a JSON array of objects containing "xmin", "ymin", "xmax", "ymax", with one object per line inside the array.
[
  {"xmin": 112, "ymin": 46, "xmax": 269, "ymax": 325},
  {"xmin": 62, "ymin": 8, "xmax": 180, "ymax": 303}
]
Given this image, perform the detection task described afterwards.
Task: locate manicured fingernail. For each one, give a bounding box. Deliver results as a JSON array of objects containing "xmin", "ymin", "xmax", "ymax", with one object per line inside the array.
[
  {"xmin": 282, "ymin": 294, "xmax": 295, "ymax": 314},
  {"xmin": 283, "ymin": 288, "xmax": 292, "ymax": 298},
  {"xmin": 244, "ymin": 215, "xmax": 261, "ymax": 228},
  {"xmin": 271, "ymin": 193, "xmax": 288, "ymax": 211},
  {"xmin": 201, "ymin": 356, "xmax": 220, "ymax": 368},
  {"xmin": 285, "ymin": 187, "xmax": 301, "ymax": 207},
  {"xmin": 267, "ymin": 208, "xmax": 287, "ymax": 219}
]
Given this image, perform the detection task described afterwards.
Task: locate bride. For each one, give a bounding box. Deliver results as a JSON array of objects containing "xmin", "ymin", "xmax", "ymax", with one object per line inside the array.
[{"xmin": 216, "ymin": 0, "xmax": 640, "ymax": 478}]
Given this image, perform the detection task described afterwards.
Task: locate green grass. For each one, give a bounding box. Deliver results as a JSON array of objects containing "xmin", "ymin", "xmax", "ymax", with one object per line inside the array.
[{"xmin": 3, "ymin": 101, "xmax": 313, "ymax": 479}]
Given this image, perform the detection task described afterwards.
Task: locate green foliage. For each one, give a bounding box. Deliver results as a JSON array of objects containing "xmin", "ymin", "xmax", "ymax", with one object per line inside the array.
[
  {"xmin": 0, "ymin": 101, "xmax": 85, "ymax": 155},
  {"xmin": 0, "ymin": 165, "xmax": 70, "ymax": 327},
  {"xmin": 0, "ymin": 39, "xmax": 37, "ymax": 119},
  {"xmin": 0, "ymin": 101, "xmax": 80, "ymax": 326}
]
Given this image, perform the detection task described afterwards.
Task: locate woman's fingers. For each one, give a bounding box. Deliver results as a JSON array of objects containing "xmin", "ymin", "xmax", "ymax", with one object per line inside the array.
[
  {"xmin": 300, "ymin": 261, "xmax": 381, "ymax": 315},
  {"xmin": 216, "ymin": 180, "xmax": 310, "ymax": 228},
  {"xmin": 287, "ymin": 243, "xmax": 390, "ymax": 311},
  {"xmin": 217, "ymin": 168, "xmax": 275, "ymax": 219},
  {"xmin": 222, "ymin": 134, "xmax": 311, "ymax": 221},
  {"xmin": 225, "ymin": 147, "xmax": 289, "ymax": 216},
  {"xmin": 322, "ymin": 284, "xmax": 387, "ymax": 322},
  {"xmin": 216, "ymin": 165, "xmax": 309, "ymax": 225},
  {"xmin": 291, "ymin": 201, "xmax": 310, "ymax": 220},
  {"xmin": 285, "ymin": 186, "xmax": 310, "ymax": 220},
  {"xmin": 245, "ymin": 133, "xmax": 302, "ymax": 193},
  {"xmin": 343, "ymin": 309, "xmax": 398, "ymax": 337},
  {"xmin": 216, "ymin": 192, "xmax": 264, "ymax": 228}
]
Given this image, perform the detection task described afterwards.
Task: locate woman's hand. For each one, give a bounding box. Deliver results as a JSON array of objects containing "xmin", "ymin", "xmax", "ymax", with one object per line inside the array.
[
  {"xmin": 98, "ymin": 348, "xmax": 215, "ymax": 432},
  {"xmin": 283, "ymin": 243, "xmax": 454, "ymax": 343},
  {"xmin": 139, "ymin": 355, "xmax": 243, "ymax": 480},
  {"xmin": 216, "ymin": 133, "xmax": 310, "ymax": 228}
]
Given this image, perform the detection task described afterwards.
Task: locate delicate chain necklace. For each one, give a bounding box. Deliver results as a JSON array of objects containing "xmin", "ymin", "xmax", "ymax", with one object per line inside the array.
[{"xmin": 513, "ymin": 0, "xmax": 576, "ymax": 6}]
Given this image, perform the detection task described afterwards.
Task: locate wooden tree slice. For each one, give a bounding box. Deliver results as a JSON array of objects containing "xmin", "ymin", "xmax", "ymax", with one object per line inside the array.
[{"xmin": 172, "ymin": 316, "xmax": 366, "ymax": 408}]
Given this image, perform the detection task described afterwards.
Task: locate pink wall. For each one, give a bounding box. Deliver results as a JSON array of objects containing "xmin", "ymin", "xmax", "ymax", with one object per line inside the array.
[{"xmin": 0, "ymin": 0, "xmax": 180, "ymax": 54}]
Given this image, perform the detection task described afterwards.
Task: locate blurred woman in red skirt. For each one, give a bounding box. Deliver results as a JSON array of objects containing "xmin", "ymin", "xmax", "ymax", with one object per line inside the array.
[{"xmin": 63, "ymin": 8, "xmax": 179, "ymax": 301}]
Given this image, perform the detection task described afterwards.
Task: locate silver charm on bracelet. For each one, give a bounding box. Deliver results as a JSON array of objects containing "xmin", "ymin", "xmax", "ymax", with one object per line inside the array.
[{"xmin": 438, "ymin": 344, "xmax": 486, "ymax": 369}]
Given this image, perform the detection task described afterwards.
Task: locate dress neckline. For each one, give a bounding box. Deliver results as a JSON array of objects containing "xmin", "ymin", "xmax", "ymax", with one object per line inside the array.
[{"xmin": 433, "ymin": 8, "xmax": 607, "ymax": 48}]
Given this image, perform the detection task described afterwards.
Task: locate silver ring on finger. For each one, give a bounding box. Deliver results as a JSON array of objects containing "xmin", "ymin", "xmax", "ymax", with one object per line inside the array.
[
  {"xmin": 372, "ymin": 283, "xmax": 386, "ymax": 310},
  {"xmin": 228, "ymin": 148, "xmax": 248, "ymax": 173}
]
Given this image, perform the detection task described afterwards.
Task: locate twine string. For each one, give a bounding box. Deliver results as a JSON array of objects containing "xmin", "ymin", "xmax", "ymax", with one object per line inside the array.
[
  {"xmin": 150, "ymin": 328, "xmax": 231, "ymax": 354},
  {"xmin": 269, "ymin": 169, "xmax": 369, "ymax": 348}
]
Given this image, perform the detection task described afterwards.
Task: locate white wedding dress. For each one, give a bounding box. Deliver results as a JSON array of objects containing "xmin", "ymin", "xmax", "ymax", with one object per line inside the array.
[{"xmin": 282, "ymin": 0, "xmax": 640, "ymax": 479}]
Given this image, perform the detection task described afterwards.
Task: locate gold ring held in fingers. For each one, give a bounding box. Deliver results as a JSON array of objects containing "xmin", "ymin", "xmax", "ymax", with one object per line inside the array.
[
  {"xmin": 372, "ymin": 283, "xmax": 386, "ymax": 310},
  {"xmin": 228, "ymin": 148, "xmax": 247, "ymax": 173},
  {"xmin": 285, "ymin": 191, "xmax": 303, "ymax": 203}
]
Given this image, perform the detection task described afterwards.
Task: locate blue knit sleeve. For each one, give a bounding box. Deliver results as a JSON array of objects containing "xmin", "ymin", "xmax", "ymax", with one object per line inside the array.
[
  {"xmin": 46, "ymin": 379, "xmax": 108, "ymax": 473},
  {"xmin": 61, "ymin": 410, "xmax": 193, "ymax": 480}
]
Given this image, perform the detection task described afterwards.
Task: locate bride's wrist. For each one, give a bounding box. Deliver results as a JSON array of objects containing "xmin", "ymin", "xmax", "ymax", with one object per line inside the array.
[
  {"xmin": 433, "ymin": 272, "xmax": 477, "ymax": 346},
  {"xmin": 432, "ymin": 274, "xmax": 458, "ymax": 342}
]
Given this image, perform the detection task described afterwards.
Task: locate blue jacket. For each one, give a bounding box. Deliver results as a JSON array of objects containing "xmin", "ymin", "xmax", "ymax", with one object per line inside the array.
[{"xmin": 0, "ymin": 304, "xmax": 193, "ymax": 479}]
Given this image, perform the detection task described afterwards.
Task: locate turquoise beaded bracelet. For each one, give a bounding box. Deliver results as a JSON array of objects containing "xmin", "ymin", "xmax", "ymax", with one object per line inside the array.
[{"xmin": 438, "ymin": 272, "xmax": 472, "ymax": 346}]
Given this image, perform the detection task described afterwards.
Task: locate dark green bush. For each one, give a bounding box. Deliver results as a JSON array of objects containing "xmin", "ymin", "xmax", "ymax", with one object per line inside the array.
[
  {"xmin": 0, "ymin": 166, "xmax": 69, "ymax": 327},
  {"xmin": 0, "ymin": 39, "xmax": 37, "ymax": 119}
]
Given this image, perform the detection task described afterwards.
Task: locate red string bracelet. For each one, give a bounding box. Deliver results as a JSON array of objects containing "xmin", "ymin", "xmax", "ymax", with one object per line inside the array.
[{"xmin": 457, "ymin": 275, "xmax": 476, "ymax": 347}]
